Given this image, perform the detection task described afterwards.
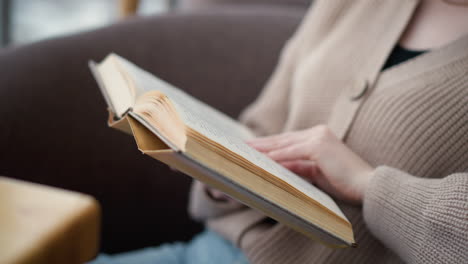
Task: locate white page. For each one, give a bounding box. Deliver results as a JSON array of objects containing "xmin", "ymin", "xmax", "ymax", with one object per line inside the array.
[
  {"xmin": 114, "ymin": 55, "xmax": 347, "ymax": 221},
  {"xmin": 114, "ymin": 55, "xmax": 255, "ymax": 141},
  {"xmin": 95, "ymin": 56, "xmax": 134, "ymax": 117}
]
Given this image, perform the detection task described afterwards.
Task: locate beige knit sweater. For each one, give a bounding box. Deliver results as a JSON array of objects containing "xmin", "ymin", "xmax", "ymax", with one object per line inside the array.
[{"xmin": 189, "ymin": 0, "xmax": 468, "ymax": 263}]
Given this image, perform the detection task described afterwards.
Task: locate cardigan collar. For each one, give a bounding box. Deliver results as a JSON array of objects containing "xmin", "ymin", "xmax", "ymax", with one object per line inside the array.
[
  {"xmin": 375, "ymin": 33, "xmax": 468, "ymax": 92},
  {"xmin": 328, "ymin": 0, "xmax": 421, "ymax": 139},
  {"xmin": 330, "ymin": 0, "xmax": 467, "ymax": 140}
]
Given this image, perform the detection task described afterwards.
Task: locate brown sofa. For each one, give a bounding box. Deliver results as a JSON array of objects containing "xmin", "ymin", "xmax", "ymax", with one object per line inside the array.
[{"xmin": 0, "ymin": 1, "xmax": 307, "ymax": 253}]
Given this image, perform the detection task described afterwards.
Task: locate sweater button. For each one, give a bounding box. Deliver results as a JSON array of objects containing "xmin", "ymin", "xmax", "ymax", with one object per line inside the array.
[{"xmin": 349, "ymin": 79, "xmax": 369, "ymax": 101}]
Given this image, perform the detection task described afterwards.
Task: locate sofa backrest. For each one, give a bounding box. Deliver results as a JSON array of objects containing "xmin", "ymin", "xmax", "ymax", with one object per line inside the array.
[{"xmin": 180, "ymin": 0, "xmax": 312, "ymax": 9}]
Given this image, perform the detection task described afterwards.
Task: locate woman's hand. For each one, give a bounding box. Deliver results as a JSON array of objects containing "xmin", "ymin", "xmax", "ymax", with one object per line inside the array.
[{"xmin": 247, "ymin": 125, "xmax": 374, "ymax": 204}]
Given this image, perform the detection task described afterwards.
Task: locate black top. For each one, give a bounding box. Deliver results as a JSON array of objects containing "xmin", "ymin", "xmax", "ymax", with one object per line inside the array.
[{"xmin": 382, "ymin": 45, "xmax": 427, "ymax": 71}]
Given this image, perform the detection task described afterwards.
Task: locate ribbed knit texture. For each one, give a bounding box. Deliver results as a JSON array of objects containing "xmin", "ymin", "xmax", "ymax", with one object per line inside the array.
[
  {"xmin": 364, "ymin": 168, "xmax": 468, "ymax": 263},
  {"xmin": 189, "ymin": 1, "xmax": 468, "ymax": 263}
]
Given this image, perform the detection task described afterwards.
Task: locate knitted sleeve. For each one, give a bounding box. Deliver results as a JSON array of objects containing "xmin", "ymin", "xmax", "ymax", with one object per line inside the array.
[{"xmin": 363, "ymin": 166, "xmax": 468, "ymax": 263}]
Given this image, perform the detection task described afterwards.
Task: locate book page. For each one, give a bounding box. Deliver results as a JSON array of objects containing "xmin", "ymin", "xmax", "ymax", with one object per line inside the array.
[
  {"xmin": 114, "ymin": 55, "xmax": 255, "ymax": 141},
  {"xmin": 93, "ymin": 55, "xmax": 135, "ymax": 118},
  {"xmin": 115, "ymin": 55, "xmax": 347, "ymax": 221}
]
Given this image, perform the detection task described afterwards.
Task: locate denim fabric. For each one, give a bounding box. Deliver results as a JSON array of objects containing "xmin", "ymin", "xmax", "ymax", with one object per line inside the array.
[{"xmin": 88, "ymin": 230, "xmax": 249, "ymax": 264}]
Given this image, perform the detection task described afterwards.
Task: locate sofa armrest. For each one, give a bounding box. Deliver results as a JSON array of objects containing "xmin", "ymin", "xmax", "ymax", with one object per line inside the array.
[{"xmin": 0, "ymin": 177, "xmax": 100, "ymax": 264}]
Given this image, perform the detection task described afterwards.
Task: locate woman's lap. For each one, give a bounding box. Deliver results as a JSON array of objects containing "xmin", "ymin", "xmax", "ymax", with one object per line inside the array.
[{"xmin": 88, "ymin": 230, "xmax": 249, "ymax": 264}]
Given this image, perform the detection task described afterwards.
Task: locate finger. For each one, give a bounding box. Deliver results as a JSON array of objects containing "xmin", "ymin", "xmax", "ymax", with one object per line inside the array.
[
  {"xmin": 248, "ymin": 137, "xmax": 293, "ymax": 153},
  {"xmin": 246, "ymin": 133, "xmax": 289, "ymax": 144},
  {"xmin": 247, "ymin": 131, "xmax": 304, "ymax": 145},
  {"xmin": 284, "ymin": 161, "xmax": 327, "ymax": 188},
  {"xmin": 207, "ymin": 189, "xmax": 233, "ymax": 202},
  {"xmin": 247, "ymin": 135, "xmax": 290, "ymax": 151},
  {"xmin": 279, "ymin": 160, "xmax": 320, "ymax": 182},
  {"xmin": 267, "ymin": 143, "xmax": 312, "ymax": 162},
  {"xmin": 247, "ymin": 132, "xmax": 305, "ymax": 152}
]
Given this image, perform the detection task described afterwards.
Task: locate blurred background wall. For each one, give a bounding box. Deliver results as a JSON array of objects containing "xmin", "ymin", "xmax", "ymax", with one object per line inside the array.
[{"xmin": 0, "ymin": 0, "xmax": 171, "ymax": 47}]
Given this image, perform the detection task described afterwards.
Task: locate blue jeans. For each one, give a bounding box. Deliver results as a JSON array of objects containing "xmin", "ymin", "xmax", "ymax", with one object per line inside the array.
[{"xmin": 88, "ymin": 230, "xmax": 249, "ymax": 264}]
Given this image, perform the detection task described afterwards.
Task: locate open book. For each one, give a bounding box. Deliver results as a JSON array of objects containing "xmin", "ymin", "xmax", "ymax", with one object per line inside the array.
[{"xmin": 90, "ymin": 54, "xmax": 356, "ymax": 248}]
